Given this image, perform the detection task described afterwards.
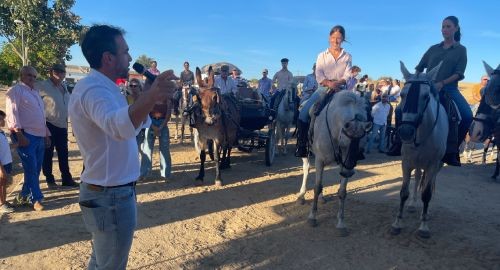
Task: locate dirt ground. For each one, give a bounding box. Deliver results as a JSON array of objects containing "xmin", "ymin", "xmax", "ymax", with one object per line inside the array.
[{"xmin": 1, "ymin": 88, "xmax": 500, "ymax": 270}]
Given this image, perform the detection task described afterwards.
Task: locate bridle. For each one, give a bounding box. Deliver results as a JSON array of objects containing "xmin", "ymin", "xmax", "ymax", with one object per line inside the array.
[
  {"xmin": 400, "ymin": 80, "xmax": 440, "ymax": 147},
  {"xmin": 325, "ymin": 98, "xmax": 366, "ymax": 169}
]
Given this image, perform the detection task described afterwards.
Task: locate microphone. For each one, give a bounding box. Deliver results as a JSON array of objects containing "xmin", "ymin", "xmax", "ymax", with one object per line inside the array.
[{"xmin": 132, "ymin": 62, "xmax": 156, "ymax": 82}]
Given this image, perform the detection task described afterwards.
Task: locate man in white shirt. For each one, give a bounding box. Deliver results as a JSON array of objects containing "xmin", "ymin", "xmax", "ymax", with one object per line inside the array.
[
  {"xmin": 301, "ymin": 63, "xmax": 318, "ymax": 103},
  {"xmin": 214, "ymin": 65, "xmax": 237, "ymax": 95},
  {"xmin": 270, "ymin": 58, "xmax": 294, "ymax": 110},
  {"xmin": 69, "ymin": 24, "xmax": 177, "ymax": 270},
  {"xmin": 366, "ymin": 94, "xmax": 391, "ymax": 153}
]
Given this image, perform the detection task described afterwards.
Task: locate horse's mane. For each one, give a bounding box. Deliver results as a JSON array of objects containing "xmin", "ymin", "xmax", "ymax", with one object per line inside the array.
[{"xmin": 331, "ymin": 91, "xmax": 368, "ymax": 121}]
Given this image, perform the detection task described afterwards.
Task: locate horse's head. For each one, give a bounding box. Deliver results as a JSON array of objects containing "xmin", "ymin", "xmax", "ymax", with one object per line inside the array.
[
  {"xmin": 469, "ymin": 111, "xmax": 493, "ymax": 142},
  {"xmin": 482, "ymin": 61, "xmax": 500, "ymax": 109},
  {"xmin": 195, "ymin": 66, "xmax": 222, "ymax": 125},
  {"xmin": 398, "ymin": 61, "xmax": 441, "ymax": 143},
  {"xmin": 329, "ymin": 91, "xmax": 372, "ymax": 174}
]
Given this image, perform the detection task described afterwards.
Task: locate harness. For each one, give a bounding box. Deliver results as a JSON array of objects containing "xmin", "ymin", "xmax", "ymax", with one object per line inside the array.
[{"xmin": 400, "ymin": 81, "xmax": 441, "ymax": 147}]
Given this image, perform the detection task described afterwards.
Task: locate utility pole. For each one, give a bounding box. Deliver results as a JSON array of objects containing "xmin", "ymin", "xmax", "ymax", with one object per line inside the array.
[{"xmin": 14, "ymin": 19, "xmax": 27, "ymax": 66}]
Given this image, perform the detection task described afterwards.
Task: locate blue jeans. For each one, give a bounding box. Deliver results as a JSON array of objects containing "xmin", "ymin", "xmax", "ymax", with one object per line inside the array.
[
  {"xmin": 17, "ymin": 132, "xmax": 44, "ymax": 203},
  {"xmin": 140, "ymin": 118, "xmax": 171, "ymax": 178},
  {"xmin": 79, "ymin": 182, "xmax": 137, "ymax": 270},
  {"xmin": 298, "ymin": 86, "xmax": 328, "ymax": 122},
  {"xmin": 366, "ymin": 123, "xmax": 387, "ymax": 152},
  {"xmin": 440, "ymin": 85, "xmax": 473, "ymax": 144}
]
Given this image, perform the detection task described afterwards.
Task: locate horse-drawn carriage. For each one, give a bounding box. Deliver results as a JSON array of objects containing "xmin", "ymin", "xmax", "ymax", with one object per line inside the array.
[{"xmin": 236, "ymin": 88, "xmax": 276, "ymax": 166}]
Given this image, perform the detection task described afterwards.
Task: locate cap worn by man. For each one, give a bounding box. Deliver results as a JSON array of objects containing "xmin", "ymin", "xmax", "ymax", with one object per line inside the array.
[
  {"xmin": 281, "ymin": 58, "xmax": 289, "ymax": 63},
  {"xmin": 221, "ymin": 65, "xmax": 229, "ymax": 72}
]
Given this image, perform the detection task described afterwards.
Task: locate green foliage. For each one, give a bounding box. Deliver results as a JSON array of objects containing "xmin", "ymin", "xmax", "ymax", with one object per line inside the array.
[
  {"xmin": 0, "ymin": 0, "xmax": 84, "ymax": 78},
  {"xmin": 135, "ymin": 54, "xmax": 154, "ymax": 68}
]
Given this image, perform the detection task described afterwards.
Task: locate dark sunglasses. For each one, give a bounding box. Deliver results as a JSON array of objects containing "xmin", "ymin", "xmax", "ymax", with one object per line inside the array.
[{"xmin": 129, "ymin": 84, "xmax": 139, "ymax": 87}]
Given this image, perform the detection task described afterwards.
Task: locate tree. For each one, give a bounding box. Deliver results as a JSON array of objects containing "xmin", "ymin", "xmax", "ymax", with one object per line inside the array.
[
  {"xmin": 0, "ymin": 0, "xmax": 84, "ymax": 81},
  {"xmin": 135, "ymin": 54, "xmax": 154, "ymax": 69}
]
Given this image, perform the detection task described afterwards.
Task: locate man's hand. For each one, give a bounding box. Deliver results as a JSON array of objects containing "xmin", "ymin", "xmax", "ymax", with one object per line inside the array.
[
  {"xmin": 16, "ymin": 132, "xmax": 30, "ymax": 147},
  {"xmin": 149, "ymin": 70, "xmax": 178, "ymax": 101},
  {"xmin": 45, "ymin": 137, "xmax": 51, "ymax": 148}
]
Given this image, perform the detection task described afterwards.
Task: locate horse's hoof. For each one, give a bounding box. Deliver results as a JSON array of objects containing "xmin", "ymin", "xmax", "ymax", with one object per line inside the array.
[
  {"xmin": 336, "ymin": 227, "xmax": 349, "ymax": 237},
  {"xmin": 390, "ymin": 226, "xmax": 402, "ymax": 235},
  {"xmin": 307, "ymin": 218, "xmax": 318, "ymax": 227},
  {"xmin": 215, "ymin": 180, "xmax": 223, "ymax": 187},
  {"xmin": 407, "ymin": 205, "xmax": 417, "ymax": 213},
  {"xmin": 296, "ymin": 197, "xmax": 306, "ymax": 205},
  {"xmin": 417, "ymin": 229, "xmax": 431, "ymax": 239}
]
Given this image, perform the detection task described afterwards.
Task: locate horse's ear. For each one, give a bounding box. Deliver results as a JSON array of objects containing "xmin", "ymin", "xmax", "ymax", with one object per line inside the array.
[
  {"xmin": 196, "ymin": 67, "xmax": 203, "ymax": 87},
  {"xmin": 483, "ymin": 61, "xmax": 494, "ymax": 75},
  {"xmin": 400, "ymin": 61, "xmax": 411, "ymax": 81},
  {"xmin": 427, "ymin": 61, "xmax": 442, "ymax": 81},
  {"xmin": 208, "ymin": 66, "xmax": 215, "ymax": 87}
]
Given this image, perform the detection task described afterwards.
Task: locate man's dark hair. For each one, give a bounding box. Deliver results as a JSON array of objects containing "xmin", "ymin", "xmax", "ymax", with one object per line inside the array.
[
  {"xmin": 0, "ymin": 110, "xmax": 5, "ymax": 117},
  {"xmin": 81, "ymin": 25, "xmax": 125, "ymax": 69}
]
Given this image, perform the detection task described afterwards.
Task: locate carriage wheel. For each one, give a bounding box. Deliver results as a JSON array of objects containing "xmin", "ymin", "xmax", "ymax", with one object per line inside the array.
[{"xmin": 265, "ymin": 127, "xmax": 276, "ymax": 166}]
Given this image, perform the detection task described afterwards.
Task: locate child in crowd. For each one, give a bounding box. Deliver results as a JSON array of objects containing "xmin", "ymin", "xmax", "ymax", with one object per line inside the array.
[
  {"xmin": 0, "ymin": 110, "xmax": 14, "ymax": 213},
  {"xmin": 366, "ymin": 94, "xmax": 391, "ymax": 154}
]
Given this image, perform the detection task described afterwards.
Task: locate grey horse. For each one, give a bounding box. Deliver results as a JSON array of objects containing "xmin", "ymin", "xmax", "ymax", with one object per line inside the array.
[
  {"xmin": 391, "ymin": 61, "xmax": 447, "ymax": 239},
  {"xmin": 304, "ymin": 90, "xmax": 371, "ymax": 236},
  {"xmin": 275, "ymin": 87, "xmax": 296, "ymax": 155}
]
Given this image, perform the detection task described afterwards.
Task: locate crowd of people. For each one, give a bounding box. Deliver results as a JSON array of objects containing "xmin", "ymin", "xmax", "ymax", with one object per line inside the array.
[{"xmin": 0, "ymin": 14, "xmax": 492, "ymax": 269}]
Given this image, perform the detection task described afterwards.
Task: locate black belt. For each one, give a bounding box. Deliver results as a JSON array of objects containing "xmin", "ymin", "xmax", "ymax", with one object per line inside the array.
[{"xmin": 86, "ymin": 181, "xmax": 136, "ymax": 192}]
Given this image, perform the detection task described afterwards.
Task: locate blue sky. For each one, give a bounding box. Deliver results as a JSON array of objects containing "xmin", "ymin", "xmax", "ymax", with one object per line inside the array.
[{"xmin": 66, "ymin": 0, "xmax": 499, "ymax": 82}]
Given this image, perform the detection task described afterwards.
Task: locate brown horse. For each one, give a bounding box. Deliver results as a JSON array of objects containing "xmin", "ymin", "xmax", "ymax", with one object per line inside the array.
[{"xmin": 190, "ymin": 66, "xmax": 240, "ymax": 186}]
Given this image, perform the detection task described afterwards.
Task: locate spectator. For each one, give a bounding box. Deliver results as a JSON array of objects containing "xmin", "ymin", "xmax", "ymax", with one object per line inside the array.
[
  {"xmin": 346, "ymin": 65, "xmax": 361, "ymax": 92},
  {"xmin": 231, "ymin": 68, "xmax": 242, "ymax": 86},
  {"xmin": 389, "ymin": 79, "xmax": 401, "ymax": 102},
  {"xmin": 69, "ymin": 24, "xmax": 177, "ymax": 269},
  {"xmin": 472, "ymin": 75, "xmax": 489, "ymax": 106},
  {"xmin": 126, "ymin": 78, "xmax": 146, "ymax": 149},
  {"xmin": 214, "ymin": 65, "xmax": 238, "ymax": 95},
  {"xmin": 257, "ymin": 68, "xmax": 273, "ymax": 102},
  {"xmin": 180, "ymin": 61, "xmax": 195, "ymax": 86},
  {"xmin": 5, "ymin": 66, "xmax": 50, "ymax": 211},
  {"xmin": 366, "ymin": 94, "xmax": 391, "ymax": 153},
  {"xmin": 148, "ymin": 60, "xmax": 160, "ymax": 76},
  {"xmin": 36, "ymin": 63, "xmax": 78, "ymax": 189},
  {"xmin": 0, "ymin": 110, "xmax": 15, "ymax": 213},
  {"xmin": 140, "ymin": 86, "xmax": 173, "ymax": 181},
  {"xmin": 301, "ymin": 63, "xmax": 318, "ymax": 103}
]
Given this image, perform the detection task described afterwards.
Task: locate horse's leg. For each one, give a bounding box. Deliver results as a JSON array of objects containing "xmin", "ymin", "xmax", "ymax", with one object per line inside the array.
[
  {"xmin": 195, "ymin": 149, "xmax": 206, "ymax": 185},
  {"xmin": 391, "ymin": 162, "xmax": 412, "ymax": 235},
  {"xmin": 214, "ymin": 143, "xmax": 222, "ymax": 186},
  {"xmin": 307, "ymin": 159, "xmax": 324, "ymax": 227},
  {"xmin": 180, "ymin": 115, "xmax": 186, "ymax": 144},
  {"xmin": 219, "ymin": 147, "xmax": 231, "ymax": 170},
  {"xmin": 492, "ymin": 145, "xmax": 499, "ymax": 180},
  {"xmin": 283, "ymin": 125, "xmax": 289, "ymax": 154},
  {"xmin": 407, "ymin": 169, "xmax": 421, "ymax": 213},
  {"xmin": 336, "ymin": 176, "xmax": 349, "ymax": 237},
  {"xmin": 297, "ymin": 157, "xmax": 310, "ymax": 205},
  {"xmin": 417, "ymin": 166, "xmax": 438, "ymax": 238},
  {"xmin": 174, "ymin": 114, "xmax": 179, "ymax": 140},
  {"xmin": 482, "ymin": 138, "xmax": 490, "ymax": 164},
  {"xmin": 226, "ymin": 147, "xmax": 232, "ymax": 168}
]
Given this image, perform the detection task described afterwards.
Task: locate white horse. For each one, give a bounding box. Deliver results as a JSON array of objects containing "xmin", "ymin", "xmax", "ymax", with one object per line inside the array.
[
  {"xmin": 391, "ymin": 61, "xmax": 448, "ymax": 239},
  {"xmin": 174, "ymin": 84, "xmax": 194, "ymax": 143},
  {"xmin": 302, "ymin": 90, "xmax": 371, "ymax": 236},
  {"xmin": 275, "ymin": 87, "xmax": 296, "ymax": 155}
]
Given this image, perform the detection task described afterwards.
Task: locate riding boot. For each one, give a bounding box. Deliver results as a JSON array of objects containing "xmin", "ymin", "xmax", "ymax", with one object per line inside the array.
[
  {"xmin": 441, "ymin": 94, "xmax": 461, "ymax": 167},
  {"xmin": 442, "ymin": 118, "xmax": 461, "ymax": 166},
  {"xmin": 295, "ymin": 119, "xmax": 310, "ymax": 157}
]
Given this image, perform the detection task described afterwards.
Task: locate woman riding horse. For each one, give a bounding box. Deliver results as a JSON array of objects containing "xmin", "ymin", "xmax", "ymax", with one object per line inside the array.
[
  {"xmin": 388, "ymin": 16, "xmax": 472, "ymax": 167},
  {"xmin": 295, "ymin": 25, "xmax": 352, "ymax": 158}
]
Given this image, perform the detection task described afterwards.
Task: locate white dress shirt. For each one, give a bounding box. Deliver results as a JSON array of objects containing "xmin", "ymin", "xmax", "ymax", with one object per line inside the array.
[
  {"xmin": 272, "ymin": 69, "xmax": 294, "ymax": 90},
  {"xmin": 371, "ymin": 101, "xmax": 391, "ymax": 126},
  {"xmin": 315, "ymin": 49, "xmax": 352, "ymax": 84},
  {"xmin": 69, "ymin": 69, "xmax": 150, "ymax": 186},
  {"xmin": 215, "ymin": 76, "xmax": 238, "ymax": 95},
  {"xmin": 301, "ymin": 73, "xmax": 317, "ymax": 102}
]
